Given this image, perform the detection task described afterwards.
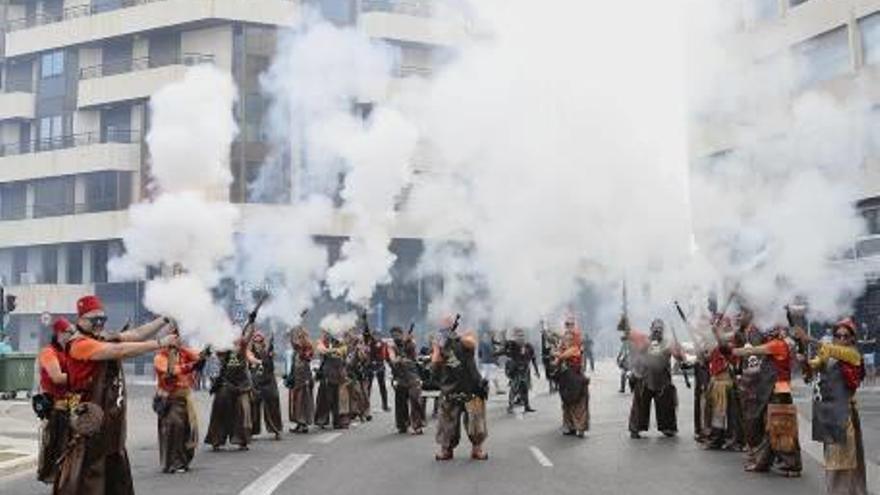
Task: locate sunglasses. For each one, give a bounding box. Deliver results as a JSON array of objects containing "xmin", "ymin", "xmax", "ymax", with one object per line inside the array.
[{"xmin": 87, "ymin": 316, "xmax": 108, "ymax": 327}]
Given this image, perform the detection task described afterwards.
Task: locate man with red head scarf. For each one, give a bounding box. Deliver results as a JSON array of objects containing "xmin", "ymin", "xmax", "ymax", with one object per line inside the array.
[
  {"xmin": 796, "ymin": 318, "xmax": 867, "ymax": 494},
  {"xmin": 628, "ymin": 318, "xmax": 684, "ymax": 439},
  {"xmin": 35, "ymin": 317, "xmax": 74, "ymax": 483},
  {"xmin": 54, "ymin": 295, "xmax": 175, "ymax": 495}
]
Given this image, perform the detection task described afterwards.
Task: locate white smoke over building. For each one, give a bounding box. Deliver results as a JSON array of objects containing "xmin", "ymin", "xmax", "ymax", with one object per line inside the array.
[{"xmin": 110, "ymin": 66, "xmax": 240, "ymax": 348}]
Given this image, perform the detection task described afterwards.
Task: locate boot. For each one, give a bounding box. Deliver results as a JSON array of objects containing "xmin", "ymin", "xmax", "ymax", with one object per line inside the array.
[
  {"xmin": 435, "ymin": 448, "xmax": 454, "ymax": 461},
  {"xmin": 471, "ymin": 445, "xmax": 488, "ymax": 460}
]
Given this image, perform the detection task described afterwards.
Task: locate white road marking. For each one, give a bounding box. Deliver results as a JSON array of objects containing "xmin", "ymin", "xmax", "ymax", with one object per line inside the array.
[
  {"xmin": 238, "ymin": 453, "xmax": 311, "ymax": 495},
  {"xmin": 529, "ymin": 446, "xmax": 553, "ymax": 468},
  {"xmin": 310, "ymin": 432, "xmax": 343, "ymax": 444}
]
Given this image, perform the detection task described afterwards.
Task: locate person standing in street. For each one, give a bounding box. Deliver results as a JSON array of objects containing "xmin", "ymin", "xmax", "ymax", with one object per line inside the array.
[
  {"xmin": 35, "ymin": 317, "xmax": 73, "ymax": 484},
  {"xmin": 388, "ymin": 326, "xmax": 425, "ymax": 434},
  {"xmin": 55, "ymin": 295, "xmax": 174, "ymax": 495},
  {"xmin": 555, "ymin": 321, "xmax": 589, "ymax": 437},
  {"xmin": 364, "ymin": 327, "xmax": 391, "ymax": 412},
  {"xmin": 153, "ymin": 326, "xmax": 208, "ymax": 473},
  {"xmin": 628, "ymin": 319, "xmax": 683, "ymax": 439},
  {"xmin": 732, "ymin": 323, "xmax": 802, "ymax": 477},
  {"xmin": 249, "ymin": 330, "xmax": 283, "ymax": 439},
  {"xmin": 205, "ymin": 337, "xmax": 259, "ymax": 451},
  {"xmin": 287, "ymin": 326, "xmax": 315, "ymax": 434},
  {"xmin": 433, "ymin": 316, "xmax": 489, "ymax": 461},
  {"xmin": 497, "ymin": 327, "xmax": 539, "ymax": 414},
  {"xmin": 797, "ymin": 318, "xmax": 866, "ymax": 493},
  {"xmin": 315, "ymin": 329, "xmax": 350, "ymax": 430}
]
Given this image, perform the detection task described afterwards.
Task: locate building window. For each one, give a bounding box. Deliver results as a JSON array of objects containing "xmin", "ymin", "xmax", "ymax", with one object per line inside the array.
[
  {"xmin": 33, "ymin": 176, "xmax": 75, "ymax": 218},
  {"xmin": 67, "ymin": 244, "xmax": 83, "ymax": 284},
  {"xmin": 860, "ymin": 13, "xmax": 880, "ymax": 67},
  {"xmin": 91, "ymin": 242, "xmax": 109, "ymax": 284},
  {"xmin": 12, "ymin": 248, "xmax": 28, "ymax": 285},
  {"xmin": 794, "ymin": 26, "xmax": 851, "ymax": 88},
  {"xmin": 38, "ymin": 115, "xmax": 64, "ymax": 150},
  {"xmin": 0, "ymin": 183, "xmax": 27, "ymax": 221},
  {"xmin": 85, "ymin": 171, "xmax": 130, "ymax": 212},
  {"xmin": 41, "ymin": 246, "xmax": 58, "ymax": 284},
  {"xmin": 790, "ymin": 0, "xmax": 812, "ymax": 7},
  {"xmin": 40, "ymin": 51, "xmax": 65, "ymax": 79}
]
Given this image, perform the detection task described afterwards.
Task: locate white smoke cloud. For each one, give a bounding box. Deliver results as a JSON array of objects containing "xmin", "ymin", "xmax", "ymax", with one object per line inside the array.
[
  {"xmin": 319, "ymin": 311, "xmax": 358, "ymax": 337},
  {"xmin": 110, "ymin": 66, "xmax": 240, "ymax": 347}
]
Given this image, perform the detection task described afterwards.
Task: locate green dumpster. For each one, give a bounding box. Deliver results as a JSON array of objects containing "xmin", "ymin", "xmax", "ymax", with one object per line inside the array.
[{"xmin": 0, "ymin": 352, "xmax": 36, "ymax": 400}]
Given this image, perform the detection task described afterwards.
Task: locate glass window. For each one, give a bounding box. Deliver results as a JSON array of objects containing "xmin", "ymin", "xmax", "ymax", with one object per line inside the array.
[
  {"xmin": 860, "ymin": 12, "xmax": 880, "ymax": 67},
  {"xmin": 12, "ymin": 248, "xmax": 28, "ymax": 285},
  {"xmin": 0, "ymin": 183, "xmax": 27, "ymax": 221},
  {"xmin": 85, "ymin": 172, "xmax": 119, "ymax": 212},
  {"xmin": 790, "ymin": 0, "xmax": 811, "ymax": 7},
  {"xmin": 91, "ymin": 242, "xmax": 109, "ymax": 284},
  {"xmin": 66, "ymin": 244, "xmax": 83, "ymax": 284},
  {"xmin": 40, "ymin": 51, "xmax": 64, "ymax": 79},
  {"xmin": 33, "ymin": 176, "xmax": 74, "ymax": 218},
  {"xmin": 41, "ymin": 246, "xmax": 58, "ymax": 284},
  {"xmin": 38, "ymin": 115, "xmax": 64, "ymax": 149},
  {"xmin": 795, "ymin": 26, "xmax": 851, "ymax": 88}
]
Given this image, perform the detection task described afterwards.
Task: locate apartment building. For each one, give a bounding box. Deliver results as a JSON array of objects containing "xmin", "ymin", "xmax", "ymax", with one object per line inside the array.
[
  {"xmin": 0, "ymin": 0, "xmax": 466, "ymax": 354},
  {"xmin": 689, "ymin": 0, "xmax": 880, "ymax": 331}
]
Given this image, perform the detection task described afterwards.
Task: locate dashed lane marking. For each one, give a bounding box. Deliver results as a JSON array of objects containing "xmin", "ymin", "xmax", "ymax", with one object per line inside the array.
[
  {"xmin": 238, "ymin": 453, "xmax": 311, "ymax": 495},
  {"xmin": 309, "ymin": 432, "xmax": 343, "ymax": 444},
  {"xmin": 529, "ymin": 446, "xmax": 553, "ymax": 468}
]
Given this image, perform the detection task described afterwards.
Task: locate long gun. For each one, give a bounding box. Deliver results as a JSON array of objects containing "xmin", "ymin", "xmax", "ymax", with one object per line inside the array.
[
  {"xmin": 786, "ymin": 303, "xmax": 813, "ymax": 381},
  {"xmin": 439, "ymin": 314, "xmax": 461, "ymax": 349},
  {"xmin": 668, "ymin": 321, "xmax": 691, "ymax": 389},
  {"xmin": 242, "ymin": 291, "xmax": 269, "ymax": 340}
]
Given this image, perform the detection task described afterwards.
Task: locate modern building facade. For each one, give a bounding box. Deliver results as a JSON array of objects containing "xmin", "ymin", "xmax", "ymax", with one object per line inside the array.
[
  {"xmin": 689, "ymin": 0, "xmax": 880, "ymax": 333},
  {"xmin": 0, "ymin": 0, "xmax": 466, "ymax": 356}
]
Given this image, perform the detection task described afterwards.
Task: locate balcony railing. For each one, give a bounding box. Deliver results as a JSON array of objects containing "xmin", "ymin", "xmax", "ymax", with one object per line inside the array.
[
  {"xmin": 397, "ymin": 64, "xmax": 433, "ymax": 77},
  {"xmin": 79, "ymin": 53, "xmax": 215, "ymax": 80},
  {"xmin": 0, "ymin": 130, "xmax": 141, "ymax": 158},
  {"xmin": 0, "ymin": 199, "xmax": 130, "ymax": 222},
  {"xmin": 362, "ymin": 0, "xmax": 433, "ymax": 17},
  {"xmin": 5, "ymin": 0, "xmax": 296, "ymax": 31}
]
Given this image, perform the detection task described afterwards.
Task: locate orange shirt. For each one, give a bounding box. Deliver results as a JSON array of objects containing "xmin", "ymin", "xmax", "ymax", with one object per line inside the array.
[
  {"xmin": 154, "ymin": 348, "xmax": 201, "ymax": 394},
  {"xmin": 38, "ymin": 346, "xmax": 68, "ymax": 397},
  {"xmin": 765, "ymin": 339, "xmax": 792, "ymax": 393},
  {"xmin": 66, "ymin": 336, "xmax": 109, "ymax": 394}
]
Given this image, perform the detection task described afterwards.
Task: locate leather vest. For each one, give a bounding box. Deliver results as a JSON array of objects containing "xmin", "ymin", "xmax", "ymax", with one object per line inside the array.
[{"xmin": 812, "ymin": 359, "xmax": 852, "ymax": 444}]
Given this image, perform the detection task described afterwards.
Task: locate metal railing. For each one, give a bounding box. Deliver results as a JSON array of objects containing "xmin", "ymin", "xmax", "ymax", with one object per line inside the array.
[
  {"xmin": 79, "ymin": 53, "xmax": 214, "ymax": 80},
  {"xmin": 5, "ymin": 0, "xmax": 297, "ymax": 31},
  {"xmin": 0, "ymin": 129, "xmax": 141, "ymax": 158},
  {"xmin": 397, "ymin": 64, "xmax": 433, "ymax": 77},
  {"xmin": 361, "ymin": 0, "xmax": 433, "ymax": 17},
  {"xmin": 1, "ymin": 200, "xmax": 130, "ymax": 222}
]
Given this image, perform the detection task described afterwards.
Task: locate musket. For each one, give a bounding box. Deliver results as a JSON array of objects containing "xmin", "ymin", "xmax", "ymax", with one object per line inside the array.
[
  {"xmin": 242, "ymin": 291, "xmax": 269, "ymax": 339},
  {"xmin": 668, "ymin": 322, "xmax": 691, "ymax": 389},
  {"xmin": 786, "ymin": 302, "xmax": 812, "ymax": 381},
  {"xmin": 407, "ymin": 322, "xmax": 415, "ymax": 336}
]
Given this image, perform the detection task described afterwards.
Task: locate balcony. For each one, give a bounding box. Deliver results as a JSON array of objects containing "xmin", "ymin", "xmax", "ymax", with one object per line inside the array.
[
  {"xmin": 359, "ymin": 1, "xmax": 469, "ymax": 45},
  {"xmin": 2, "ymin": 284, "xmax": 96, "ymax": 315},
  {"xmin": 0, "ymin": 209, "xmax": 129, "ymax": 248},
  {"xmin": 78, "ymin": 53, "xmax": 214, "ymax": 108},
  {"xmin": 0, "ymin": 131, "xmax": 140, "ymax": 183},
  {"xmin": 0, "ymin": 92, "xmax": 35, "ymax": 121},
  {"xmin": 4, "ymin": 0, "xmax": 298, "ymax": 57}
]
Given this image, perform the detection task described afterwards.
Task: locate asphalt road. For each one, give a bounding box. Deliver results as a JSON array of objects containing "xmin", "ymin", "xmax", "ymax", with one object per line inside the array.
[{"xmin": 0, "ymin": 361, "xmax": 835, "ymax": 495}]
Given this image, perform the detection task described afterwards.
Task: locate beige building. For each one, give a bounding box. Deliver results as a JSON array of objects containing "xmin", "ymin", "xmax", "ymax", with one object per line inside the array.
[
  {"xmin": 689, "ymin": 0, "xmax": 880, "ymax": 326},
  {"xmin": 0, "ymin": 0, "xmax": 464, "ymax": 353}
]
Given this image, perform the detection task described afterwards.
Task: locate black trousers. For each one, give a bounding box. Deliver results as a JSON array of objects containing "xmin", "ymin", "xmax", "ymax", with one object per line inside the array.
[
  {"xmin": 629, "ymin": 381, "xmax": 677, "ymax": 433},
  {"xmin": 394, "ymin": 384, "xmax": 424, "ymax": 431},
  {"xmin": 366, "ymin": 366, "xmax": 389, "ymax": 409}
]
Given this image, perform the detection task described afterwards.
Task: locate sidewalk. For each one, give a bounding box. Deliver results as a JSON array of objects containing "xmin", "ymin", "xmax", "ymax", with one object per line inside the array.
[{"xmin": 0, "ymin": 400, "xmax": 38, "ymax": 478}]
